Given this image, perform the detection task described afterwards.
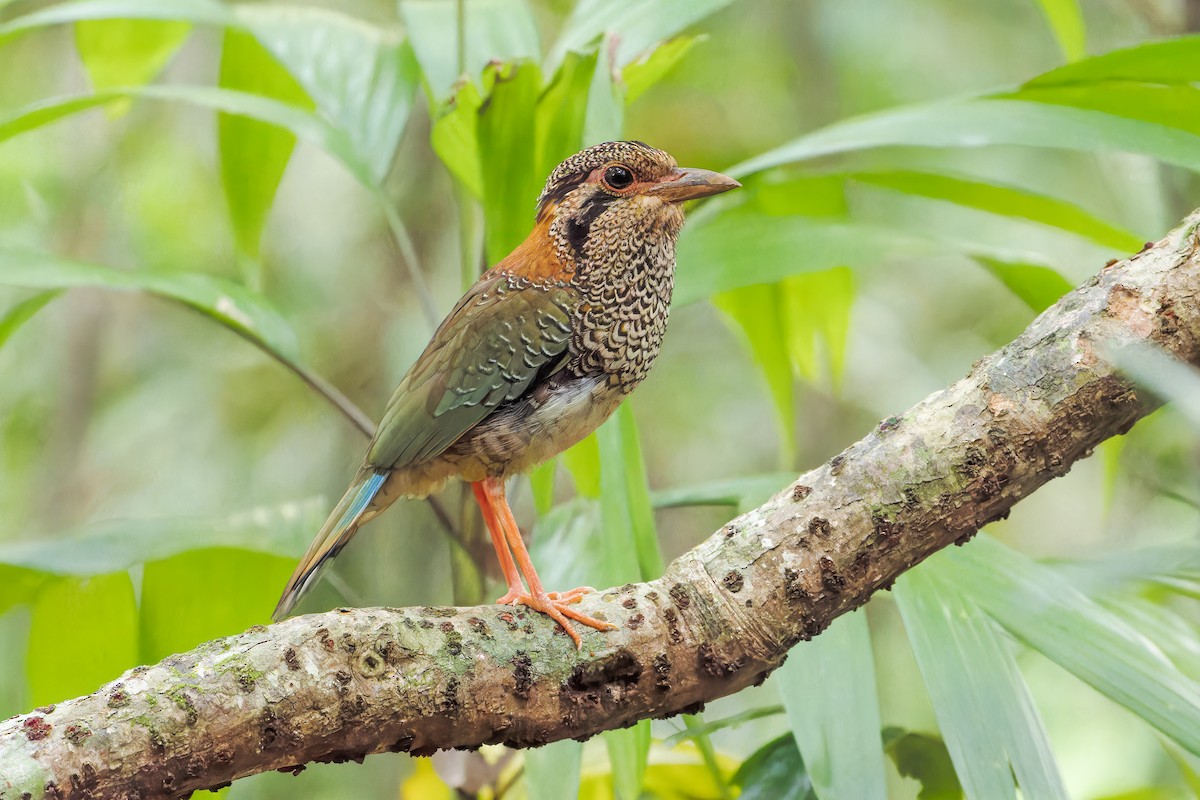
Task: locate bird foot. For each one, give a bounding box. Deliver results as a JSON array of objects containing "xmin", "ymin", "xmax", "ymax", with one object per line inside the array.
[
  {"xmin": 547, "ymin": 586, "xmax": 597, "ymax": 603},
  {"xmin": 495, "ymin": 588, "xmax": 524, "ymax": 605},
  {"xmin": 500, "ymin": 588, "xmax": 615, "ymax": 649}
]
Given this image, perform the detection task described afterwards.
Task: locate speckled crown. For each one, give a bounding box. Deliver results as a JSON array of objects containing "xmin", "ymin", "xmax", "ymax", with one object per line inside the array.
[{"xmin": 536, "ymin": 141, "xmax": 676, "ymax": 211}]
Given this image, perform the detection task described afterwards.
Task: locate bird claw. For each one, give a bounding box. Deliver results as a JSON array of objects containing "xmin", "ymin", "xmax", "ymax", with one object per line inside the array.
[
  {"xmin": 500, "ymin": 588, "xmax": 615, "ymax": 649},
  {"xmin": 495, "ymin": 589, "xmax": 523, "ymax": 606},
  {"xmin": 546, "ymin": 586, "xmax": 596, "ymax": 603}
]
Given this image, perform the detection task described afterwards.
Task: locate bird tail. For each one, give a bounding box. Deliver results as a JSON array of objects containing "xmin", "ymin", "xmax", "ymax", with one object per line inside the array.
[{"xmin": 272, "ymin": 469, "xmax": 388, "ymax": 622}]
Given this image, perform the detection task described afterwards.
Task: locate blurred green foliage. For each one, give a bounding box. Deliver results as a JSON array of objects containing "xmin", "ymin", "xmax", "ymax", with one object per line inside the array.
[{"xmin": 2, "ymin": 0, "xmax": 1200, "ymax": 798}]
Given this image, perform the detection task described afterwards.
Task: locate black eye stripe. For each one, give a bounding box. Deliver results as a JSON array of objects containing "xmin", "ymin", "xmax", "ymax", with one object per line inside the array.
[
  {"xmin": 565, "ymin": 194, "xmax": 614, "ymax": 257},
  {"xmin": 604, "ymin": 165, "xmax": 634, "ymax": 190}
]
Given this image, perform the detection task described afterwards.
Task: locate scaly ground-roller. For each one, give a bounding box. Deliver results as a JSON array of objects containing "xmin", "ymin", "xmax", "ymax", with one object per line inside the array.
[{"xmin": 274, "ymin": 141, "xmax": 739, "ymax": 647}]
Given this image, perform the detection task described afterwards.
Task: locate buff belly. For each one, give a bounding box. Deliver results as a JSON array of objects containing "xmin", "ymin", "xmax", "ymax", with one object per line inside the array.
[{"xmin": 369, "ymin": 374, "xmax": 621, "ymax": 507}]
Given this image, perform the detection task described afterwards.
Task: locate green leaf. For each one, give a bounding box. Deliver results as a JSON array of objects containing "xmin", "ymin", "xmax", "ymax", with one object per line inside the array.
[
  {"xmin": 431, "ymin": 80, "xmax": 485, "ymax": 198},
  {"xmin": 729, "ymin": 98, "xmax": 1200, "ymax": 178},
  {"xmin": 849, "ymin": 170, "xmax": 1143, "ymax": 252},
  {"xmin": 0, "ymin": 502, "xmax": 325, "ymax": 614},
  {"xmin": 617, "ymin": 405, "xmax": 662, "ymax": 579},
  {"xmin": 1109, "ymin": 342, "xmax": 1200, "ymax": 432},
  {"xmin": 563, "ymin": 433, "xmax": 602, "ymax": 499},
  {"xmin": 26, "ymin": 573, "xmax": 139, "ymax": 706},
  {"xmin": 604, "ymin": 720, "xmax": 652, "ymax": 800},
  {"xmin": 0, "ymin": 565, "xmax": 46, "ymax": 618},
  {"xmin": 781, "ymin": 267, "xmax": 855, "ymax": 387},
  {"xmin": 1033, "ymin": 0, "xmax": 1085, "ymax": 62},
  {"xmin": 712, "ymin": 283, "xmax": 796, "ymax": 466},
  {"xmin": 75, "ymin": 18, "xmax": 191, "ymax": 104},
  {"xmin": 597, "ymin": 404, "xmax": 663, "ymax": 584},
  {"xmin": 547, "ymin": 0, "xmax": 733, "ymax": 74},
  {"xmin": 0, "ymin": 290, "xmax": 60, "ymax": 351},
  {"xmin": 236, "ymin": 6, "xmax": 420, "ymax": 186},
  {"xmin": 972, "ymin": 256, "xmax": 1074, "ymax": 312},
  {"xmin": 596, "ymin": 406, "xmax": 660, "ymax": 799},
  {"xmin": 677, "ymin": 212, "xmax": 933, "ymax": 304},
  {"xmin": 894, "ymin": 558, "xmax": 1069, "ymax": 800},
  {"xmin": 749, "ymin": 174, "xmax": 849, "ymax": 218},
  {"xmin": 780, "ymin": 612, "xmax": 887, "ymax": 800},
  {"xmin": 528, "ymin": 460, "xmax": 557, "ymax": 517},
  {"xmin": 584, "ymin": 37, "xmax": 623, "ymax": 144},
  {"xmin": 0, "ymin": 86, "xmax": 365, "ymax": 183},
  {"xmin": 0, "ymin": 246, "xmax": 299, "ymax": 359},
  {"xmin": 218, "ymin": 29, "xmax": 313, "ymax": 258},
  {"xmin": 2, "ymin": 1, "xmax": 416, "ymax": 186},
  {"xmin": 662, "ymin": 705, "xmax": 785, "ymax": 748},
  {"xmin": 526, "ymin": 738, "xmax": 583, "ymax": 800},
  {"xmin": 477, "ymin": 61, "xmax": 543, "ymax": 264},
  {"xmin": 1025, "ymin": 35, "xmax": 1200, "ymax": 86},
  {"xmin": 732, "ymin": 734, "xmax": 815, "ymax": 800},
  {"xmin": 140, "ymin": 548, "xmax": 294, "ymax": 661},
  {"xmin": 526, "ymin": 498, "xmax": 602, "ymax": 593},
  {"xmin": 0, "ymin": 502, "xmax": 321, "ymax": 575},
  {"xmin": 883, "ymin": 728, "xmax": 964, "ymax": 800},
  {"xmin": 1007, "ymin": 83, "xmax": 1200, "ymax": 137},
  {"xmin": 680, "ymin": 714, "xmax": 733, "ymax": 800},
  {"xmin": 534, "ymin": 50, "xmax": 599, "ymax": 179},
  {"xmin": 650, "ymin": 473, "xmax": 793, "ymax": 514},
  {"xmin": 945, "ymin": 535, "xmax": 1200, "ymax": 756},
  {"xmin": 623, "ymin": 36, "xmax": 701, "ymax": 104},
  {"xmin": 0, "ymin": 0, "xmax": 232, "ymax": 36},
  {"xmin": 400, "ymin": 0, "xmax": 540, "ymax": 102},
  {"xmin": 0, "ymin": 246, "xmax": 372, "ymax": 434}
]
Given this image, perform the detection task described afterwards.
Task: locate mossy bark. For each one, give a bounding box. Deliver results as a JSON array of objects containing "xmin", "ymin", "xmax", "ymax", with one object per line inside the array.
[{"xmin": 3, "ymin": 213, "xmax": 1200, "ymax": 800}]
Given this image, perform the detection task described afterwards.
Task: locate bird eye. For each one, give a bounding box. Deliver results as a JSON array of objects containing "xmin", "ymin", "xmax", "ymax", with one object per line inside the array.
[{"xmin": 603, "ymin": 165, "xmax": 635, "ymax": 191}]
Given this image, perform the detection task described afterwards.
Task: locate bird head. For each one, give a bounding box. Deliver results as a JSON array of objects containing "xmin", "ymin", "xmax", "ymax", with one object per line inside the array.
[{"xmin": 534, "ymin": 141, "xmax": 740, "ymax": 271}]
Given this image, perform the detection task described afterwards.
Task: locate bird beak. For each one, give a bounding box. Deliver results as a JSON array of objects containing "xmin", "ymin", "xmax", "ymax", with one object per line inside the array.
[{"xmin": 646, "ymin": 167, "xmax": 741, "ymax": 203}]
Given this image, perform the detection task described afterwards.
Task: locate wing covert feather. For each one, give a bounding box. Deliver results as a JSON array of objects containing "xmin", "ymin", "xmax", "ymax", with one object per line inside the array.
[{"xmin": 367, "ymin": 276, "xmax": 576, "ymax": 470}]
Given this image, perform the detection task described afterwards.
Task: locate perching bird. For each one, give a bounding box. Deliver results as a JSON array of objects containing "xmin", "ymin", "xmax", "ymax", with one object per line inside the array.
[{"xmin": 273, "ymin": 141, "xmax": 739, "ymax": 647}]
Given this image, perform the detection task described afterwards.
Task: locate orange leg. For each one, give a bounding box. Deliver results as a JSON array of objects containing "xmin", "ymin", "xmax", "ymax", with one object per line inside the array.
[
  {"xmin": 479, "ymin": 476, "xmax": 616, "ymax": 648},
  {"xmin": 472, "ymin": 481, "xmax": 524, "ymax": 604}
]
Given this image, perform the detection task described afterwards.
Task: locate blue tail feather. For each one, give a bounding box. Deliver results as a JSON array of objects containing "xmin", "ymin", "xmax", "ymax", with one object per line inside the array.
[{"xmin": 273, "ymin": 469, "xmax": 388, "ymax": 621}]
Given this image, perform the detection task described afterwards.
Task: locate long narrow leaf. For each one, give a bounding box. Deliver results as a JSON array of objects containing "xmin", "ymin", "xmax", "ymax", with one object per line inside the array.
[
  {"xmin": 945, "ymin": 536, "xmax": 1200, "ymax": 757},
  {"xmin": 1109, "ymin": 341, "xmax": 1200, "ymax": 431},
  {"xmin": 0, "ymin": 86, "xmax": 365, "ymax": 183},
  {"xmin": 1033, "ymin": 0, "xmax": 1086, "ymax": 62},
  {"xmin": 0, "ymin": 290, "xmax": 60, "ymax": 350},
  {"xmin": 650, "ymin": 473, "xmax": 793, "ymax": 513},
  {"xmin": 477, "ymin": 61, "xmax": 542, "ymax": 264},
  {"xmin": 236, "ymin": 6, "xmax": 419, "ymax": 185},
  {"xmin": 218, "ymin": 29, "xmax": 313, "ymax": 258},
  {"xmin": 712, "ymin": 283, "xmax": 796, "ymax": 466},
  {"xmin": 0, "ymin": 247, "xmax": 373, "ymax": 435},
  {"xmin": 779, "ymin": 612, "xmax": 887, "ymax": 800},
  {"xmin": 972, "ymin": 256, "xmax": 1074, "ymax": 312},
  {"xmin": 547, "ymin": 0, "xmax": 733, "ymax": 74},
  {"xmin": 2, "ymin": 1, "xmax": 416, "ymax": 186},
  {"xmin": 400, "ymin": 0, "xmax": 539, "ymax": 101},
  {"xmin": 526, "ymin": 739, "xmax": 584, "ymax": 800},
  {"xmin": 596, "ymin": 407, "xmax": 662, "ymax": 798},
  {"xmin": 895, "ymin": 559, "xmax": 1068, "ymax": 800},
  {"xmin": 1026, "ymin": 35, "xmax": 1200, "ymax": 86},
  {"xmin": 75, "ymin": 18, "xmax": 191, "ymax": 95},
  {"xmin": 27, "ymin": 574, "xmax": 139, "ymax": 706},
  {"xmin": 850, "ymin": 170, "xmax": 1143, "ymax": 251},
  {"xmin": 676, "ymin": 213, "xmax": 934, "ymax": 304},
  {"xmin": 0, "ymin": 501, "xmax": 320, "ymax": 615},
  {"xmin": 730, "ymin": 98, "xmax": 1200, "ymax": 179}
]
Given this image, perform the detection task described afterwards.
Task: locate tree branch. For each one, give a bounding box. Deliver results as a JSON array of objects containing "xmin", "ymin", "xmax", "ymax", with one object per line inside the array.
[{"xmin": 3, "ymin": 212, "xmax": 1200, "ymax": 800}]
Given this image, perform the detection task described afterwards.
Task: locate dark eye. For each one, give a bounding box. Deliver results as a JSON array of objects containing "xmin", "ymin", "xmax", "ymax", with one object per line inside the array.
[{"xmin": 603, "ymin": 165, "xmax": 635, "ymax": 190}]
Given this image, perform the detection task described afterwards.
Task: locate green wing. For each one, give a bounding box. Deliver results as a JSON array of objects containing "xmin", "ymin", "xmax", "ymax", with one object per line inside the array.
[{"xmin": 367, "ymin": 275, "xmax": 576, "ymax": 470}]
